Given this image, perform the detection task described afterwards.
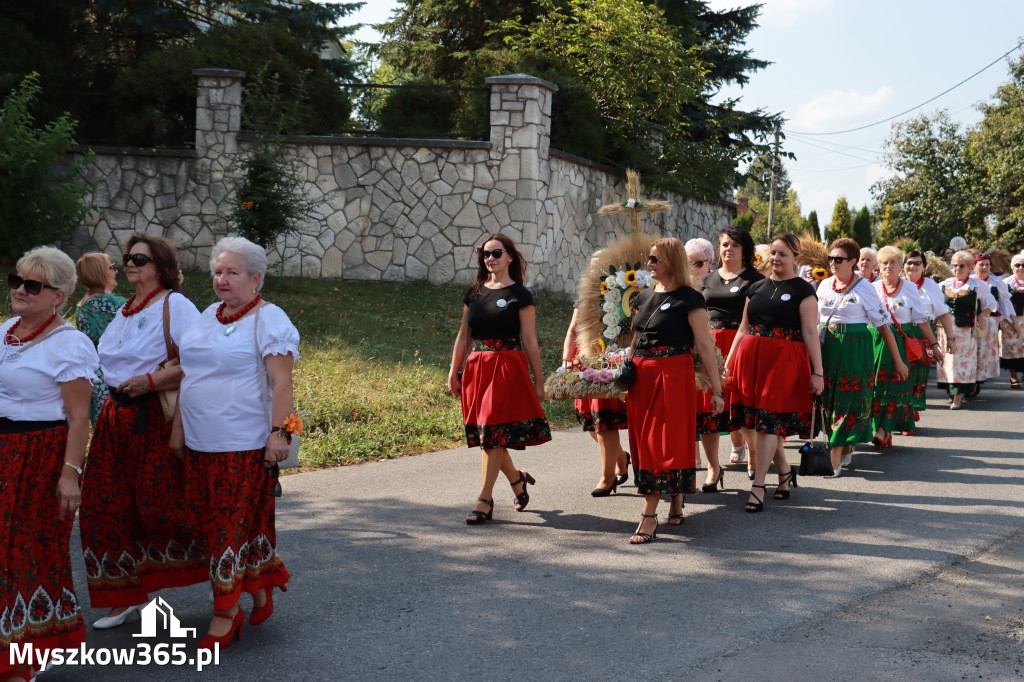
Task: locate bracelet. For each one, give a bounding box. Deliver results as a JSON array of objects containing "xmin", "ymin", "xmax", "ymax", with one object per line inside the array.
[
  {"xmin": 711, "ymin": 390, "xmax": 724, "ymax": 397},
  {"xmin": 930, "ymin": 342, "xmax": 939, "ymax": 348},
  {"xmin": 63, "ymin": 461, "xmax": 82, "ymax": 476},
  {"xmin": 270, "ymin": 426, "xmax": 292, "ymax": 444},
  {"xmin": 812, "ymin": 372, "xmax": 823, "ymax": 377},
  {"xmin": 145, "ymin": 373, "xmax": 155, "ymax": 392}
]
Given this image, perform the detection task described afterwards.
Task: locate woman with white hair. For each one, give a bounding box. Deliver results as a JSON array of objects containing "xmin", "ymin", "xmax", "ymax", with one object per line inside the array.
[
  {"xmin": 685, "ymin": 238, "xmax": 714, "ymax": 282},
  {"xmin": 971, "ymin": 252, "xmax": 1015, "ymax": 397},
  {"xmin": 1, "ymin": 247, "xmax": 98, "ymax": 680},
  {"xmin": 937, "ymin": 250, "xmax": 998, "ymax": 409},
  {"xmin": 1000, "ymin": 252, "xmax": 1024, "ymax": 388},
  {"xmin": 858, "ymin": 247, "xmax": 877, "ymax": 283},
  {"xmin": 170, "ymin": 236, "xmax": 298, "ymax": 651}
]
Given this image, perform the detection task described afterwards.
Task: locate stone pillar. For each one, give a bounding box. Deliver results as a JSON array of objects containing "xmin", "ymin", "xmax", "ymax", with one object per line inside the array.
[{"xmin": 484, "ymin": 74, "xmax": 558, "ymax": 283}]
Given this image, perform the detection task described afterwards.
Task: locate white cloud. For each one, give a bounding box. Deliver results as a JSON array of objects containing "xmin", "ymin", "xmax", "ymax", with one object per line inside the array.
[
  {"xmin": 791, "ymin": 86, "xmax": 893, "ymax": 133},
  {"xmin": 706, "ymin": 0, "xmax": 833, "ymax": 28},
  {"xmin": 792, "ymin": 182, "xmax": 839, "ymax": 223},
  {"xmin": 864, "ymin": 163, "xmax": 891, "ymax": 189}
]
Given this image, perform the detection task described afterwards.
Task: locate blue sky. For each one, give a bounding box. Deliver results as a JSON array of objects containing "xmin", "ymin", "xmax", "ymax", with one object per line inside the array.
[{"xmin": 349, "ymin": 0, "xmax": 1024, "ymax": 223}]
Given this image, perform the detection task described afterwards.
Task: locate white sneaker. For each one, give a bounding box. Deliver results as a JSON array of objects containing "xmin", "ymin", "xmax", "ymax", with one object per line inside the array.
[{"xmin": 92, "ymin": 604, "xmax": 142, "ymax": 630}]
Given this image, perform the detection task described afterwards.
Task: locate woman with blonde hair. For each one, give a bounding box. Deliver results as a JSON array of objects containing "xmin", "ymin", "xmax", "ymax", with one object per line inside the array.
[
  {"xmin": 1, "ymin": 247, "xmax": 98, "ymax": 681},
  {"xmin": 726, "ymin": 233, "xmax": 822, "ymax": 511},
  {"xmin": 870, "ymin": 246, "xmax": 943, "ymax": 447},
  {"xmin": 448, "ymin": 234, "xmax": 551, "ymax": 525},
  {"xmin": 1001, "ymin": 252, "xmax": 1024, "ymax": 388},
  {"xmin": 937, "ymin": 251, "xmax": 998, "ymax": 409},
  {"xmin": 75, "ymin": 252, "xmax": 126, "ymax": 424},
  {"xmin": 626, "ymin": 238, "xmax": 723, "ymax": 543}
]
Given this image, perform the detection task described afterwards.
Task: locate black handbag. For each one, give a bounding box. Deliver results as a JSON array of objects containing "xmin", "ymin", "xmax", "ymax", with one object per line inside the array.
[
  {"xmin": 612, "ymin": 293, "xmax": 670, "ymax": 393},
  {"xmin": 799, "ymin": 404, "xmax": 834, "ymax": 477}
]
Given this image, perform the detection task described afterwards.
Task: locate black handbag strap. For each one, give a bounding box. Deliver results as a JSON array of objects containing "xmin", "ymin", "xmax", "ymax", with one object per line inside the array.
[
  {"xmin": 807, "ymin": 401, "xmax": 828, "ymax": 449},
  {"xmin": 629, "ymin": 292, "xmax": 673, "ymax": 359}
]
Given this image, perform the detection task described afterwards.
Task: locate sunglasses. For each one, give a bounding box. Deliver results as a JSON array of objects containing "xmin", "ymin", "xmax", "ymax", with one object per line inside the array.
[
  {"xmin": 8, "ymin": 273, "xmax": 59, "ymax": 296},
  {"xmin": 904, "ymin": 261, "xmax": 923, "ymax": 267},
  {"xmin": 952, "ymin": 263, "xmax": 970, "ymax": 269},
  {"xmin": 266, "ymin": 463, "xmax": 282, "ymax": 498},
  {"xmin": 690, "ymin": 260, "xmax": 706, "ymax": 268},
  {"xmin": 647, "ymin": 254, "xmax": 662, "ymax": 264},
  {"xmin": 827, "ymin": 256, "xmax": 853, "ymax": 263},
  {"xmin": 123, "ymin": 253, "xmax": 155, "ymax": 267},
  {"xmin": 1014, "ymin": 264, "xmax": 1024, "ymax": 269},
  {"xmin": 479, "ymin": 249, "xmax": 505, "ymax": 260}
]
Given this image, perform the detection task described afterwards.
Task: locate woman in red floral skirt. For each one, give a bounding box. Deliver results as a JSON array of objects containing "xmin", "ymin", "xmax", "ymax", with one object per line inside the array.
[
  {"xmin": 726, "ymin": 234, "xmax": 823, "ymax": 512},
  {"xmin": 448, "ymin": 234, "xmax": 551, "ymax": 525},
  {"xmin": 79, "ymin": 234, "xmax": 205, "ymax": 629},
  {"xmin": 1, "ymin": 247, "xmax": 98, "ymax": 681},
  {"xmin": 170, "ymin": 237, "xmax": 296, "ymax": 650},
  {"xmin": 626, "ymin": 238, "xmax": 724, "ymax": 544},
  {"xmin": 562, "ymin": 308, "xmax": 629, "ymax": 496}
]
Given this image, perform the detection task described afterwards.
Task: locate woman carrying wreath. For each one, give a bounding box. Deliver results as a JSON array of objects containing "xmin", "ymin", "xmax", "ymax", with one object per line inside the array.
[
  {"xmin": 170, "ymin": 237, "xmax": 296, "ymax": 650},
  {"xmin": 816, "ymin": 238, "xmax": 906, "ymax": 476},
  {"xmin": 870, "ymin": 246, "xmax": 942, "ymax": 447},
  {"xmin": 448, "ymin": 234, "xmax": 551, "ymax": 525},
  {"xmin": 1, "ymin": 247, "xmax": 97, "ymax": 682},
  {"xmin": 901, "ymin": 250, "xmax": 957, "ymax": 426},
  {"xmin": 937, "ymin": 251, "xmax": 998, "ymax": 409},
  {"xmin": 562, "ymin": 308, "xmax": 629, "ymax": 496},
  {"xmin": 1001, "ymin": 253, "xmax": 1024, "ymax": 389},
  {"xmin": 696, "ymin": 227, "xmax": 762, "ymax": 488},
  {"xmin": 627, "ymin": 238, "xmax": 723, "ymax": 543},
  {"xmin": 74, "ymin": 252, "xmax": 126, "ymax": 424},
  {"xmin": 80, "ymin": 233, "xmax": 205, "ymax": 629},
  {"xmin": 725, "ymin": 234, "xmax": 822, "ymax": 512}
]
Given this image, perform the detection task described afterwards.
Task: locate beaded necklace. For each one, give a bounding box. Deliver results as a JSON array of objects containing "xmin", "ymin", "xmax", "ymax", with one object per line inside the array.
[
  {"xmin": 881, "ymin": 278, "xmax": 901, "ymax": 298},
  {"xmin": 831, "ymin": 274, "xmax": 856, "ymax": 294},
  {"xmin": 216, "ymin": 294, "xmax": 262, "ymax": 324},
  {"xmin": 122, "ymin": 286, "xmax": 164, "ymax": 317},
  {"xmin": 4, "ymin": 313, "xmax": 58, "ymax": 345}
]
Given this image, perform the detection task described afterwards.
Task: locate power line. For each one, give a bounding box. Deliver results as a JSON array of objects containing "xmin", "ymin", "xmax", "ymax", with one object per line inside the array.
[
  {"xmin": 786, "ymin": 132, "xmax": 883, "ymax": 157},
  {"xmin": 789, "ymin": 135, "xmax": 879, "ymax": 164},
  {"xmin": 784, "ymin": 40, "xmax": 1023, "ymax": 136}
]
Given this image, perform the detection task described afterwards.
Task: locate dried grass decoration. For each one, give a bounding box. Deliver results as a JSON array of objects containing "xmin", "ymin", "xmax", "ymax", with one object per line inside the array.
[
  {"xmin": 797, "ymin": 231, "xmax": 830, "ymax": 282},
  {"xmin": 924, "ymin": 252, "xmax": 952, "ymax": 282}
]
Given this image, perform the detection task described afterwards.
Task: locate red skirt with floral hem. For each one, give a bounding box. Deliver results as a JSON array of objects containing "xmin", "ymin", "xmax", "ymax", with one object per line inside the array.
[
  {"xmin": 0, "ymin": 425, "xmax": 86, "ymax": 674},
  {"xmin": 461, "ymin": 340, "xmax": 551, "ymax": 450},
  {"xmin": 80, "ymin": 395, "xmax": 207, "ymax": 609},
  {"xmin": 574, "ymin": 398, "xmax": 627, "ymax": 432},
  {"xmin": 626, "ymin": 349, "xmax": 698, "ymax": 495},
  {"xmin": 729, "ymin": 328, "xmax": 813, "ymax": 436},
  {"xmin": 184, "ymin": 448, "xmax": 290, "ymax": 612},
  {"xmin": 696, "ymin": 327, "xmax": 738, "ymax": 434}
]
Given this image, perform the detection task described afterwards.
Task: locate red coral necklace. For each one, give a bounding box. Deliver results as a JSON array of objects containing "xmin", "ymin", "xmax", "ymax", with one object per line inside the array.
[
  {"xmin": 832, "ymin": 274, "xmax": 856, "ymax": 293},
  {"xmin": 881, "ymin": 278, "xmax": 901, "ymax": 297},
  {"xmin": 216, "ymin": 294, "xmax": 262, "ymax": 324},
  {"xmin": 5, "ymin": 313, "xmax": 59, "ymax": 345},
  {"xmin": 122, "ymin": 286, "xmax": 164, "ymax": 316}
]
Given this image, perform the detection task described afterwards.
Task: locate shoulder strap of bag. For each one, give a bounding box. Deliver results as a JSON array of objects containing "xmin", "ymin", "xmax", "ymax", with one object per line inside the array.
[
  {"xmin": 824, "ymin": 275, "xmax": 857, "ymax": 329},
  {"xmin": 628, "ymin": 292, "xmax": 672, "ymax": 359},
  {"xmin": 881, "ymin": 286, "xmax": 910, "ymax": 339},
  {"xmin": 161, "ymin": 293, "xmax": 177, "ymax": 361},
  {"xmin": 253, "ymin": 302, "xmax": 272, "ymax": 433},
  {"xmin": 7, "ymin": 325, "xmax": 74, "ymax": 355}
]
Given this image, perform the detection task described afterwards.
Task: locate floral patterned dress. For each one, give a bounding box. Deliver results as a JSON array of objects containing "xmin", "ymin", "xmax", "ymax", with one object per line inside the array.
[
  {"xmin": 75, "ymin": 292, "xmax": 127, "ymax": 423},
  {"xmin": 1000, "ymin": 275, "xmax": 1024, "ymax": 371}
]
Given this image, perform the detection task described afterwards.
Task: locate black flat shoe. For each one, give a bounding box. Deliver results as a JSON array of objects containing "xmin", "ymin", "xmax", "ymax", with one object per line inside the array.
[
  {"xmin": 511, "ymin": 471, "xmax": 535, "ymax": 511},
  {"xmin": 465, "ymin": 498, "xmax": 493, "ymax": 525},
  {"xmin": 591, "ymin": 481, "xmax": 618, "ymax": 497},
  {"xmin": 702, "ymin": 468, "xmax": 725, "ymax": 493},
  {"xmin": 773, "ymin": 469, "xmax": 797, "ymax": 500}
]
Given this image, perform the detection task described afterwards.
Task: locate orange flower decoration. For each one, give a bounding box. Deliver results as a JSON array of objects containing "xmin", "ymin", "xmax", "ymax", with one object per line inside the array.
[
  {"xmin": 242, "ymin": 200, "xmax": 255, "ymax": 209},
  {"xmin": 811, "ymin": 267, "xmax": 828, "ymax": 281},
  {"xmin": 282, "ymin": 413, "xmax": 303, "ymax": 436}
]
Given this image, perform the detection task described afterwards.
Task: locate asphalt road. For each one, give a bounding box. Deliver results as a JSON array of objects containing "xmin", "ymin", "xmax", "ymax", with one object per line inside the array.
[{"xmin": 42, "ymin": 372, "xmax": 1024, "ymax": 681}]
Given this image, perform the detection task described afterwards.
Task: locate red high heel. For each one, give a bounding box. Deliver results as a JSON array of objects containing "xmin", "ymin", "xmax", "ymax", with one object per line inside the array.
[
  {"xmin": 250, "ymin": 588, "xmax": 275, "ymax": 626},
  {"xmin": 197, "ymin": 609, "xmax": 244, "ymax": 651}
]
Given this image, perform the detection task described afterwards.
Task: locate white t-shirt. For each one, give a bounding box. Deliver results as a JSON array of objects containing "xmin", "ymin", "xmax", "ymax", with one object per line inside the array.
[
  {"xmin": 0, "ymin": 320, "xmax": 99, "ymax": 421},
  {"xmin": 874, "ymin": 277, "xmax": 928, "ymax": 326},
  {"xmin": 912, "ymin": 277, "xmax": 951, "ymax": 321},
  {"xmin": 816, "ymin": 275, "xmax": 892, "ymax": 327},
  {"xmin": 179, "ymin": 302, "xmax": 300, "ymax": 452},
  {"xmin": 97, "ymin": 292, "xmax": 200, "ymax": 386}
]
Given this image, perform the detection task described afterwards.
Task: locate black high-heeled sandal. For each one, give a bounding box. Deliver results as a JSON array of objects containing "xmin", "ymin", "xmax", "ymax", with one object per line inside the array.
[
  {"xmin": 1011, "ymin": 379, "xmax": 1021, "ymax": 390},
  {"xmin": 511, "ymin": 471, "xmax": 535, "ymax": 511},
  {"xmin": 591, "ymin": 480, "xmax": 618, "ymax": 497},
  {"xmin": 615, "ymin": 452, "xmax": 630, "ymax": 486},
  {"xmin": 465, "ymin": 498, "xmax": 493, "ymax": 525},
  {"xmin": 773, "ymin": 469, "xmax": 797, "ymax": 500},
  {"xmin": 629, "ymin": 513, "xmax": 659, "ymax": 544},
  {"xmin": 701, "ymin": 468, "xmax": 725, "ymax": 493},
  {"xmin": 745, "ymin": 484, "xmax": 766, "ymax": 513},
  {"xmin": 668, "ymin": 494, "xmax": 685, "ymax": 525}
]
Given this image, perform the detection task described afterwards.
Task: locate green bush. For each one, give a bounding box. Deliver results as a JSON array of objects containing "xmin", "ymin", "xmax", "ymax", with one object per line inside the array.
[{"xmin": 0, "ymin": 73, "xmax": 94, "ymax": 264}]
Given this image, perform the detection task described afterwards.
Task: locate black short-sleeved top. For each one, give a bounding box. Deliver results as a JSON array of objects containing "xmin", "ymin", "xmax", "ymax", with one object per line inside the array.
[
  {"xmin": 698, "ymin": 268, "xmax": 764, "ymax": 326},
  {"xmin": 631, "ymin": 286, "xmax": 707, "ymax": 349},
  {"xmin": 464, "ymin": 283, "xmax": 534, "ymax": 339},
  {"xmin": 746, "ymin": 277, "xmax": 817, "ymax": 330}
]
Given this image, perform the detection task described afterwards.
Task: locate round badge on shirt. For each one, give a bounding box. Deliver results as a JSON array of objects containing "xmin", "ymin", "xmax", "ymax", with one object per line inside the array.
[
  {"xmin": 497, "ymin": 299, "xmax": 507, "ymax": 308},
  {"xmin": 730, "ymin": 286, "xmax": 740, "ymax": 293},
  {"xmin": 660, "ymin": 303, "xmax": 670, "ymax": 310},
  {"xmin": 781, "ymin": 293, "xmax": 791, "ymax": 301}
]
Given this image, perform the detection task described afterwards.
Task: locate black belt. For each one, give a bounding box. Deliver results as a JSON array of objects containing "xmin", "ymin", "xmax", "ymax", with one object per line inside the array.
[
  {"xmin": 0, "ymin": 417, "xmax": 67, "ymax": 434},
  {"xmin": 108, "ymin": 387, "xmax": 158, "ymax": 434}
]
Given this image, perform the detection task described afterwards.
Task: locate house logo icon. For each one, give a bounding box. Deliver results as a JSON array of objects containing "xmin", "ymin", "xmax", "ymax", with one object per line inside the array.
[{"xmin": 132, "ymin": 597, "xmax": 197, "ymax": 638}]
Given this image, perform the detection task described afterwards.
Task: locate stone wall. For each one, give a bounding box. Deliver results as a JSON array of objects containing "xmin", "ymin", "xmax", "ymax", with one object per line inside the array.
[{"xmin": 64, "ymin": 70, "xmax": 734, "ymax": 295}]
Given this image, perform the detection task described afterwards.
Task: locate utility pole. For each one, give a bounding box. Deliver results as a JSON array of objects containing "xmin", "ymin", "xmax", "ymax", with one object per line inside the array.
[{"xmin": 766, "ymin": 126, "xmax": 781, "ymax": 242}]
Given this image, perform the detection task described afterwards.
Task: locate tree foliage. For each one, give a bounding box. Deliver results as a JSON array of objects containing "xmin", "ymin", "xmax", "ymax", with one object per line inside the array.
[
  {"xmin": 852, "ymin": 206, "xmax": 872, "ymax": 247},
  {"xmin": 0, "ymin": 73, "xmax": 95, "ymax": 263},
  {"xmin": 806, "ymin": 210, "xmax": 820, "ymax": 239},
  {"xmin": 827, "ymin": 196, "xmax": 853, "ymax": 243}
]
